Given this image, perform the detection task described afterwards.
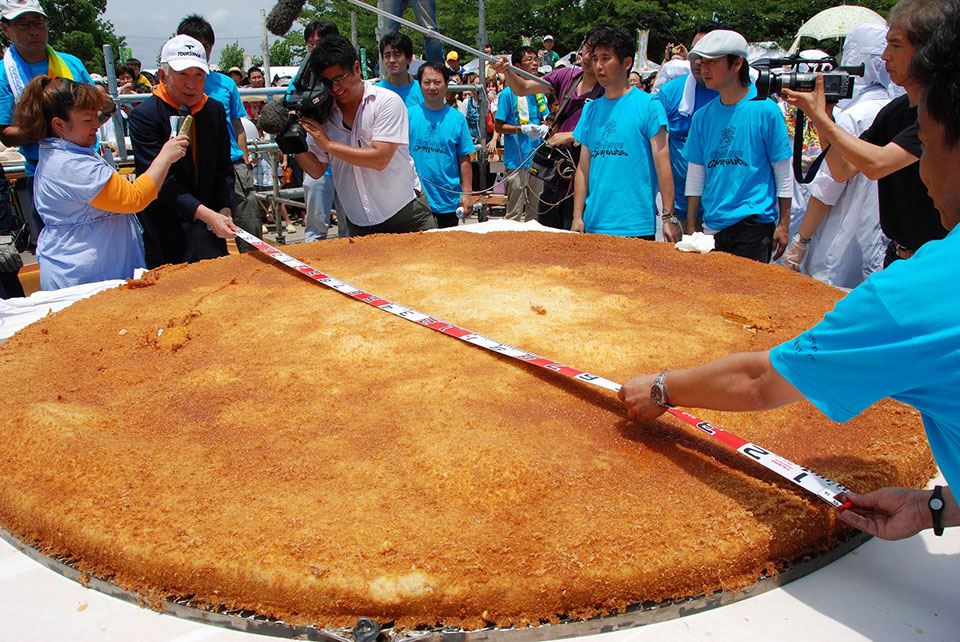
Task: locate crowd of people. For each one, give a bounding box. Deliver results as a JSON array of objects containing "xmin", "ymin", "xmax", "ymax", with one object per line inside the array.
[
  {"xmin": 0, "ymin": 0, "xmax": 955, "ymax": 554},
  {"xmin": 0, "ymin": 0, "xmax": 949, "ymax": 294}
]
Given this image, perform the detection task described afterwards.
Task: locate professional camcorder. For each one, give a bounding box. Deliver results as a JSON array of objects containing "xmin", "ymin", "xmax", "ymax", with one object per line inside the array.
[
  {"xmin": 752, "ymin": 55, "xmax": 865, "ymax": 102},
  {"xmin": 751, "ymin": 55, "xmax": 865, "ymax": 183},
  {"xmin": 258, "ymin": 56, "xmax": 335, "ymax": 154}
]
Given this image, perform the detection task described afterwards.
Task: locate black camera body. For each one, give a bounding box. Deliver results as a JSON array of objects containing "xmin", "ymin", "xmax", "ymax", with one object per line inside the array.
[
  {"xmin": 753, "ymin": 55, "xmax": 864, "ymax": 102},
  {"xmin": 274, "ymin": 72, "xmax": 335, "ymax": 155}
]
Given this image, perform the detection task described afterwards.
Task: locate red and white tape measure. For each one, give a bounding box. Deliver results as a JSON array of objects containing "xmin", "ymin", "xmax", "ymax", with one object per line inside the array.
[{"xmin": 235, "ymin": 229, "xmax": 852, "ymax": 511}]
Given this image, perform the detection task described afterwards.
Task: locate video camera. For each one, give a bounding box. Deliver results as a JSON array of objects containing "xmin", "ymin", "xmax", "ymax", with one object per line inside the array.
[
  {"xmin": 751, "ymin": 55, "xmax": 865, "ymax": 183},
  {"xmin": 752, "ymin": 55, "xmax": 865, "ymax": 102},
  {"xmin": 261, "ymin": 56, "xmax": 336, "ymax": 155}
]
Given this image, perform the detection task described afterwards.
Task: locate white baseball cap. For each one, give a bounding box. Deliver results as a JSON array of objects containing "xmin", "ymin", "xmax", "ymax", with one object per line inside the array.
[
  {"xmin": 543, "ymin": 35, "xmax": 554, "ymax": 41},
  {"xmin": 687, "ymin": 30, "xmax": 749, "ymax": 61},
  {"xmin": 160, "ymin": 35, "xmax": 209, "ymax": 74},
  {"xmin": 0, "ymin": 0, "xmax": 45, "ymax": 21}
]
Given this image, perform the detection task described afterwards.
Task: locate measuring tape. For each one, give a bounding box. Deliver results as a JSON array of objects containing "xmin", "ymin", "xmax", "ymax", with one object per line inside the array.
[{"xmin": 235, "ymin": 228, "xmax": 852, "ymax": 511}]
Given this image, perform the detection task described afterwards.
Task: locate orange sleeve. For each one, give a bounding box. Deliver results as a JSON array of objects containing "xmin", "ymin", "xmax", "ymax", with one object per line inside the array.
[{"xmin": 89, "ymin": 173, "xmax": 159, "ymax": 214}]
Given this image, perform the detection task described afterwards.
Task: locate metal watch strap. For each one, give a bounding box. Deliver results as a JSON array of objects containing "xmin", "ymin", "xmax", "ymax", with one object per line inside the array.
[
  {"xmin": 930, "ymin": 485, "xmax": 945, "ymax": 536},
  {"xmin": 651, "ymin": 370, "xmax": 670, "ymax": 408}
]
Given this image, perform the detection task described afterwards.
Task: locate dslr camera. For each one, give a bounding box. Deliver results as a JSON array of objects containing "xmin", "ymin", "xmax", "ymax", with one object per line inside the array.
[
  {"xmin": 752, "ymin": 55, "xmax": 865, "ymax": 102},
  {"xmin": 271, "ymin": 60, "xmax": 335, "ymax": 155}
]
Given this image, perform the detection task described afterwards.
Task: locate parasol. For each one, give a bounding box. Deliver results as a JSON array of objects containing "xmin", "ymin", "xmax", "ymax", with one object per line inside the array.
[{"xmin": 789, "ymin": 5, "xmax": 886, "ymax": 52}]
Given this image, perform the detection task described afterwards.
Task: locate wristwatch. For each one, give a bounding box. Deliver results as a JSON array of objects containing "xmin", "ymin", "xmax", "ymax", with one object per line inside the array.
[
  {"xmin": 650, "ymin": 370, "xmax": 671, "ymax": 408},
  {"xmin": 662, "ymin": 214, "xmax": 679, "ymax": 226},
  {"xmin": 929, "ymin": 485, "xmax": 945, "ymax": 536}
]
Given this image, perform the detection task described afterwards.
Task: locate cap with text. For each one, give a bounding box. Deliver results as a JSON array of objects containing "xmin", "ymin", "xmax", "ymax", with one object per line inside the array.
[
  {"xmin": 687, "ymin": 30, "xmax": 749, "ymax": 61},
  {"xmin": 160, "ymin": 35, "xmax": 210, "ymax": 74},
  {"xmin": 0, "ymin": 0, "xmax": 45, "ymax": 21}
]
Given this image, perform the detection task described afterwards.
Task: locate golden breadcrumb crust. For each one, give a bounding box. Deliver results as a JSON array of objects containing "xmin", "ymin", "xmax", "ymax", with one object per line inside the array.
[{"xmin": 0, "ymin": 231, "xmax": 935, "ymax": 629}]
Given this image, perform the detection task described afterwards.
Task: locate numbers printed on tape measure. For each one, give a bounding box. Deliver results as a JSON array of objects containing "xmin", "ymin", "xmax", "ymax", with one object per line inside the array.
[{"xmin": 235, "ymin": 228, "xmax": 851, "ymax": 511}]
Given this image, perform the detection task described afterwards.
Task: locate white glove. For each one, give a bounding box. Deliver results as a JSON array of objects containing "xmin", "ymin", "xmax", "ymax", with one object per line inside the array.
[
  {"xmin": 0, "ymin": 235, "xmax": 22, "ymax": 273},
  {"xmin": 782, "ymin": 233, "xmax": 809, "ymax": 272},
  {"xmin": 520, "ymin": 123, "xmax": 547, "ymax": 139}
]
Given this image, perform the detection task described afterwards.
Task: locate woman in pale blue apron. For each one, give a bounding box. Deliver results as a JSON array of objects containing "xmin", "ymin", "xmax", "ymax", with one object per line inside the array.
[{"xmin": 13, "ymin": 76, "xmax": 188, "ymax": 290}]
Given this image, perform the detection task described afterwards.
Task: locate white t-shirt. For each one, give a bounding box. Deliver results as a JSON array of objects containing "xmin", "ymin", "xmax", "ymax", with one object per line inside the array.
[{"xmin": 307, "ymin": 82, "xmax": 421, "ymax": 227}]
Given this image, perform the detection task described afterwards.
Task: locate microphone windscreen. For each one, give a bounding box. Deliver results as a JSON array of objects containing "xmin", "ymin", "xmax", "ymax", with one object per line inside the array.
[
  {"xmin": 265, "ymin": 0, "xmax": 308, "ymax": 36},
  {"xmin": 259, "ymin": 101, "xmax": 292, "ymax": 136}
]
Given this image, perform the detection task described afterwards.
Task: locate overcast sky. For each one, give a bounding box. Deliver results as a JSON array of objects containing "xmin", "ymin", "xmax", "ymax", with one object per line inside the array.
[{"xmin": 103, "ymin": 0, "xmax": 283, "ymax": 69}]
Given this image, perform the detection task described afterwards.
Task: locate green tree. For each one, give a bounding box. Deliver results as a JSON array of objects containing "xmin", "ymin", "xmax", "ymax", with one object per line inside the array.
[
  {"xmin": 218, "ymin": 41, "xmax": 246, "ymax": 71},
  {"xmin": 0, "ymin": 0, "xmax": 127, "ymax": 74},
  {"xmin": 269, "ymin": 38, "xmax": 296, "ymax": 66},
  {"xmin": 284, "ymin": 0, "xmax": 899, "ymax": 73}
]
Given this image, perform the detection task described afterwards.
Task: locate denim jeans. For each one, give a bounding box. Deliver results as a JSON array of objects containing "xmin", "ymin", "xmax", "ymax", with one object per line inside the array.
[
  {"xmin": 303, "ymin": 173, "xmax": 336, "ymax": 242},
  {"xmin": 377, "ymin": 0, "xmax": 444, "ymax": 62}
]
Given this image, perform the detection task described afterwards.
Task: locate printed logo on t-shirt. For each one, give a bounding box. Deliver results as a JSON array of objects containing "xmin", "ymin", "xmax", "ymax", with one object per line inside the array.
[
  {"xmin": 591, "ymin": 120, "xmax": 629, "ymax": 159},
  {"xmin": 708, "ymin": 125, "xmax": 748, "ymax": 168},
  {"xmin": 412, "ymin": 121, "xmax": 445, "ymax": 155}
]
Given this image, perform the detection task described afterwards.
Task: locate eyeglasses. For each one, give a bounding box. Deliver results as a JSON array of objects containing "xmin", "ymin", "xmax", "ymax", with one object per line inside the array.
[
  {"xmin": 97, "ymin": 101, "xmax": 117, "ymax": 125},
  {"xmin": 324, "ymin": 69, "xmax": 353, "ymax": 87},
  {"xmin": 10, "ymin": 18, "xmax": 46, "ymax": 30}
]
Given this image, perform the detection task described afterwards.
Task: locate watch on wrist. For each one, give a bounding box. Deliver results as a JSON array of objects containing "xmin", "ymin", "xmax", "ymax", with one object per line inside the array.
[
  {"xmin": 650, "ymin": 370, "xmax": 671, "ymax": 408},
  {"xmin": 663, "ymin": 215, "xmax": 679, "ymax": 226},
  {"xmin": 929, "ymin": 485, "xmax": 945, "ymax": 536}
]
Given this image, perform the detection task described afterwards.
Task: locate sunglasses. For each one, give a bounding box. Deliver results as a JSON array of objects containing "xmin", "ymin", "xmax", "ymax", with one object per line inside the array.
[{"xmin": 98, "ymin": 101, "xmax": 118, "ymax": 124}]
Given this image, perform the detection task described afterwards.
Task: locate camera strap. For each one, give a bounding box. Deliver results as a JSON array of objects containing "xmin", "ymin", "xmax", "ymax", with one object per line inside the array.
[{"xmin": 793, "ymin": 109, "xmax": 829, "ymax": 184}]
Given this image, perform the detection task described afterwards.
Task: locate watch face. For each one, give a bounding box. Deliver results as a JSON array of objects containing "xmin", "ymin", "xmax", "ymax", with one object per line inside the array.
[
  {"xmin": 930, "ymin": 497, "xmax": 944, "ymax": 510},
  {"xmin": 651, "ymin": 384, "xmax": 665, "ymax": 406}
]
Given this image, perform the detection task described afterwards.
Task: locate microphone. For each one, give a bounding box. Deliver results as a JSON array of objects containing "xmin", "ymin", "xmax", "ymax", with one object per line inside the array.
[
  {"xmin": 258, "ymin": 100, "xmax": 292, "ymax": 136},
  {"xmin": 266, "ymin": 0, "xmax": 308, "ymax": 36},
  {"xmin": 177, "ymin": 106, "xmax": 193, "ymax": 137}
]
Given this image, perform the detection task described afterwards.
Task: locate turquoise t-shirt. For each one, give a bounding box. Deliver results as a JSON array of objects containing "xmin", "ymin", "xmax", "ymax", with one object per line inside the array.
[
  {"xmin": 683, "ymin": 86, "xmax": 791, "ymax": 231},
  {"xmin": 770, "ymin": 224, "xmax": 960, "ymax": 491},
  {"xmin": 496, "ymin": 87, "xmax": 540, "ymax": 170},
  {"xmin": 655, "ymin": 75, "xmax": 718, "ymax": 218},
  {"xmin": 408, "ymin": 104, "xmax": 474, "ymax": 214},
  {"xmin": 572, "ymin": 88, "xmax": 667, "ymax": 237},
  {"xmin": 0, "ymin": 49, "xmax": 93, "ymax": 176},
  {"xmin": 205, "ymin": 71, "xmax": 246, "ymax": 163},
  {"xmin": 377, "ymin": 76, "xmax": 424, "ymax": 107}
]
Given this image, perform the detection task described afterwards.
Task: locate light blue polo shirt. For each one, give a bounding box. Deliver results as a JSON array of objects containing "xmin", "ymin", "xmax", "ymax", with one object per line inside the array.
[
  {"xmin": 572, "ymin": 88, "xmax": 667, "ymax": 237},
  {"xmin": 683, "ymin": 85, "xmax": 791, "ymax": 231},
  {"xmin": 408, "ymin": 104, "xmax": 474, "ymax": 213},
  {"xmin": 34, "ymin": 138, "xmax": 146, "ymax": 289},
  {"xmin": 770, "ymin": 224, "xmax": 960, "ymax": 491},
  {"xmin": 204, "ymin": 71, "xmax": 246, "ymax": 163}
]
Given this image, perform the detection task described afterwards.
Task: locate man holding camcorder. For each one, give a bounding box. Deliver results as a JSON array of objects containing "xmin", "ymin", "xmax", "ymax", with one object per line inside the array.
[
  {"xmin": 294, "ymin": 35, "xmax": 435, "ymax": 236},
  {"xmin": 782, "ymin": 0, "xmax": 953, "ymax": 266}
]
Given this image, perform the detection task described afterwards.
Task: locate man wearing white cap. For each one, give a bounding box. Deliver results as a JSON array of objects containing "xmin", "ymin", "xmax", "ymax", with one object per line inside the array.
[
  {"xmin": 683, "ymin": 29, "xmax": 792, "ymax": 263},
  {"xmin": 0, "ymin": 0, "xmax": 93, "ymax": 257},
  {"xmin": 128, "ymin": 34, "xmax": 237, "ymax": 268}
]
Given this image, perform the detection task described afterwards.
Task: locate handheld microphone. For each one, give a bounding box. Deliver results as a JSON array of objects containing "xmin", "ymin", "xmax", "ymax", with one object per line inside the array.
[
  {"xmin": 258, "ymin": 101, "xmax": 292, "ymax": 136},
  {"xmin": 178, "ymin": 111, "xmax": 194, "ymax": 137},
  {"xmin": 266, "ymin": 0, "xmax": 308, "ymax": 36}
]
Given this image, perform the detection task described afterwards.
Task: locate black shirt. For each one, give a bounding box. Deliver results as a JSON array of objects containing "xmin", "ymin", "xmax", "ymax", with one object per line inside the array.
[
  {"xmin": 860, "ymin": 94, "xmax": 947, "ymax": 251},
  {"xmin": 129, "ymin": 95, "xmax": 235, "ymax": 267}
]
